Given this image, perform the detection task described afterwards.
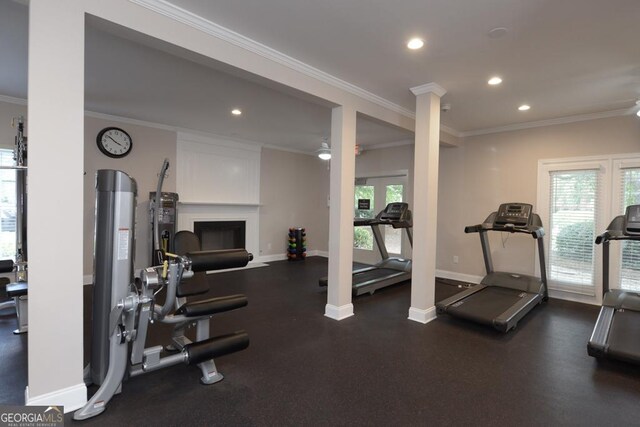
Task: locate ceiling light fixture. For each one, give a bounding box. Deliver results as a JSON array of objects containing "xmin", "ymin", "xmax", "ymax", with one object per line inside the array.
[
  {"xmin": 636, "ymin": 100, "xmax": 640, "ymax": 117},
  {"xmin": 231, "ymin": 109, "xmax": 242, "ymax": 115},
  {"xmin": 407, "ymin": 38, "xmax": 424, "ymax": 50},
  {"xmin": 518, "ymin": 104, "xmax": 531, "ymax": 111},
  {"xmin": 488, "ymin": 27, "xmax": 508, "ymax": 39},
  {"xmin": 317, "ymin": 138, "xmax": 331, "ymax": 160},
  {"xmin": 488, "ymin": 76, "xmax": 502, "ymax": 85}
]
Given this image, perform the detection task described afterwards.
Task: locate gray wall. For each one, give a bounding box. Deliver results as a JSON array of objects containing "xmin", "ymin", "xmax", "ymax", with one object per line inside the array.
[
  {"xmin": 438, "ymin": 115, "xmax": 640, "ymax": 279},
  {"xmin": 85, "ymin": 115, "xmax": 333, "ymax": 274},
  {"xmin": 6, "ymin": 99, "xmax": 638, "ymax": 283},
  {"xmin": 83, "ymin": 116, "xmax": 177, "ymax": 274},
  {"xmin": 259, "ymin": 147, "xmax": 330, "ymax": 257}
]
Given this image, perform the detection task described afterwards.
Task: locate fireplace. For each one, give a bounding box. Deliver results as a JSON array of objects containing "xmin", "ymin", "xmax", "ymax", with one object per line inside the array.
[
  {"xmin": 178, "ymin": 203, "xmax": 259, "ymax": 263},
  {"xmin": 194, "ymin": 220, "xmax": 246, "ymax": 250}
]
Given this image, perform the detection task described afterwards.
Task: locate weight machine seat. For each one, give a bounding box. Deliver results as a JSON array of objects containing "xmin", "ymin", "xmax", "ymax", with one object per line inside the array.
[
  {"xmin": 6, "ymin": 282, "xmax": 28, "ymax": 298},
  {"xmin": 175, "ymin": 294, "xmax": 248, "ymax": 317},
  {"xmin": 174, "ymin": 231, "xmax": 210, "ymax": 297}
]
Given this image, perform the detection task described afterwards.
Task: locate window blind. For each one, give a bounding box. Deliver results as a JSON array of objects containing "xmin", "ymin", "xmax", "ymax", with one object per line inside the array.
[
  {"xmin": 618, "ymin": 168, "xmax": 640, "ymax": 291},
  {"xmin": 547, "ymin": 169, "xmax": 600, "ymax": 295}
]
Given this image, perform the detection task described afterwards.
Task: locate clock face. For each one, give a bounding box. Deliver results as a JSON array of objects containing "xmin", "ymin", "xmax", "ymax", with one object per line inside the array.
[{"xmin": 97, "ymin": 127, "xmax": 132, "ymax": 158}]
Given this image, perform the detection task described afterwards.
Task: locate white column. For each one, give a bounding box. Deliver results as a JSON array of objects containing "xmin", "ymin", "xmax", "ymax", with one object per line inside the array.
[
  {"xmin": 408, "ymin": 83, "xmax": 446, "ymax": 323},
  {"xmin": 26, "ymin": 0, "xmax": 87, "ymax": 410},
  {"xmin": 325, "ymin": 106, "xmax": 357, "ymax": 320}
]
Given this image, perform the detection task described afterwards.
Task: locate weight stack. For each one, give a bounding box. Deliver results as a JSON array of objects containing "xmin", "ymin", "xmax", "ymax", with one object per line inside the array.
[{"xmin": 287, "ymin": 227, "xmax": 306, "ymax": 261}]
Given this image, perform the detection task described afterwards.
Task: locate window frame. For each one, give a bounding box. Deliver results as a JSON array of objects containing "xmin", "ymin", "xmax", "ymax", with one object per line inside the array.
[
  {"xmin": 537, "ymin": 153, "xmax": 640, "ymax": 305},
  {"xmin": 537, "ymin": 156, "xmax": 610, "ymax": 304},
  {"xmin": 610, "ymin": 157, "xmax": 640, "ymax": 290}
]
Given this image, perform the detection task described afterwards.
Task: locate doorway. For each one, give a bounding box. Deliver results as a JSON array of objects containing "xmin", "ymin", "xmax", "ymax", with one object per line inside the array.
[{"xmin": 353, "ymin": 173, "xmax": 408, "ymax": 265}]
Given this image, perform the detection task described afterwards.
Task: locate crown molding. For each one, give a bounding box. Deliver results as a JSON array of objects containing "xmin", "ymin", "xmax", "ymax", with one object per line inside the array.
[
  {"xmin": 129, "ymin": 0, "xmax": 415, "ymax": 119},
  {"xmin": 410, "ymin": 82, "xmax": 447, "ymax": 97},
  {"xmin": 365, "ymin": 139, "xmax": 415, "ymax": 151},
  {"xmin": 440, "ymin": 124, "xmax": 462, "ymax": 138},
  {"xmin": 0, "ymin": 94, "xmax": 27, "ymax": 106},
  {"xmin": 85, "ymin": 109, "xmax": 177, "ymax": 132},
  {"xmin": 461, "ymin": 108, "xmax": 633, "ymax": 137}
]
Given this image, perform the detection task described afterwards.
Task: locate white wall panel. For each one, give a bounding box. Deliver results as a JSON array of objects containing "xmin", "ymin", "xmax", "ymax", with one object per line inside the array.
[{"xmin": 177, "ymin": 132, "xmax": 261, "ymax": 204}]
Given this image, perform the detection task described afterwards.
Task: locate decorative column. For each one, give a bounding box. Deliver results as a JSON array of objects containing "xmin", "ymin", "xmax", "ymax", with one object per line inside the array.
[
  {"xmin": 408, "ymin": 83, "xmax": 446, "ymax": 323},
  {"xmin": 26, "ymin": 0, "xmax": 87, "ymax": 410},
  {"xmin": 325, "ymin": 106, "xmax": 357, "ymax": 320}
]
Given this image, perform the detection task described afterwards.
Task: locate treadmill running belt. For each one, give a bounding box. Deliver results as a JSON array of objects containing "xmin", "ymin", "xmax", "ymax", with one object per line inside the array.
[
  {"xmin": 353, "ymin": 268, "xmax": 404, "ymax": 285},
  {"xmin": 606, "ymin": 310, "xmax": 640, "ymax": 364},
  {"xmin": 447, "ymin": 287, "xmax": 528, "ymax": 326}
]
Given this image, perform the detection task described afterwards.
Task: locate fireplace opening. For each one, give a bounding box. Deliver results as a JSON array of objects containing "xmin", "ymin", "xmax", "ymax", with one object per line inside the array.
[{"xmin": 194, "ymin": 221, "xmax": 246, "ymax": 251}]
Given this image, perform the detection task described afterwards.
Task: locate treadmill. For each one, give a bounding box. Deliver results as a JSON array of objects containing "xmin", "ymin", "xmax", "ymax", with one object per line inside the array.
[
  {"xmin": 436, "ymin": 203, "xmax": 548, "ymax": 332},
  {"xmin": 319, "ymin": 202, "xmax": 413, "ymax": 296},
  {"xmin": 588, "ymin": 205, "xmax": 640, "ymax": 364}
]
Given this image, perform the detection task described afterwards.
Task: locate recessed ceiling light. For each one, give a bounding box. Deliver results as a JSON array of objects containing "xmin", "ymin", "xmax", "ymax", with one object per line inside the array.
[
  {"xmin": 407, "ymin": 38, "xmax": 424, "ymax": 50},
  {"xmin": 636, "ymin": 100, "xmax": 640, "ymax": 117},
  {"xmin": 231, "ymin": 109, "xmax": 242, "ymax": 115},
  {"xmin": 488, "ymin": 76, "xmax": 503, "ymax": 85},
  {"xmin": 518, "ymin": 104, "xmax": 531, "ymax": 111}
]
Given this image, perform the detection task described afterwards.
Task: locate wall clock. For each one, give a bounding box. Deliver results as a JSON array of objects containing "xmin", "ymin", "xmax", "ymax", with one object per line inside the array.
[{"xmin": 96, "ymin": 127, "xmax": 133, "ymax": 158}]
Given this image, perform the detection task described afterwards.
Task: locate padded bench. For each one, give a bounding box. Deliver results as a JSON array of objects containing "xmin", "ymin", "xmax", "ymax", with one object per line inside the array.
[
  {"xmin": 175, "ymin": 294, "xmax": 248, "ymax": 317},
  {"xmin": 6, "ymin": 282, "xmax": 28, "ymax": 298}
]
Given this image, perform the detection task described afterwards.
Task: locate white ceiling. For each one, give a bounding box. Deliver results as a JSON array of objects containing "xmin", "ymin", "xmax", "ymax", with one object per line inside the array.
[
  {"xmin": 1, "ymin": 0, "xmax": 639, "ymax": 152},
  {"xmin": 170, "ymin": 0, "xmax": 640, "ymax": 131}
]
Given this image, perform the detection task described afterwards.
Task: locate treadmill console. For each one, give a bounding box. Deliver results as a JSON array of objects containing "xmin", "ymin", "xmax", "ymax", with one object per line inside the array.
[
  {"xmin": 378, "ymin": 202, "xmax": 410, "ymax": 221},
  {"xmin": 624, "ymin": 204, "xmax": 640, "ymax": 235},
  {"xmin": 494, "ymin": 203, "xmax": 533, "ymax": 228}
]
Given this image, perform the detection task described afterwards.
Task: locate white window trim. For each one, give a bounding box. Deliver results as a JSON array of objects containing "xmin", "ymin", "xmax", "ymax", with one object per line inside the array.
[
  {"xmin": 610, "ymin": 157, "xmax": 640, "ymax": 289},
  {"xmin": 537, "ymin": 153, "xmax": 640, "ymax": 305}
]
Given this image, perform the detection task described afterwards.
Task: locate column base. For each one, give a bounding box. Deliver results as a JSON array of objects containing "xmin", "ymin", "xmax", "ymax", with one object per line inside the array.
[
  {"xmin": 324, "ymin": 303, "xmax": 354, "ymax": 320},
  {"xmin": 408, "ymin": 306, "xmax": 437, "ymax": 324},
  {"xmin": 25, "ymin": 382, "xmax": 87, "ymax": 413}
]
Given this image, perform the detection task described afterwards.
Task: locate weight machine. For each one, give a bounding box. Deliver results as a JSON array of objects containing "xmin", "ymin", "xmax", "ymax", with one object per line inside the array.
[
  {"xmin": 0, "ymin": 116, "xmax": 28, "ymax": 334},
  {"xmin": 75, "ymin": 161, "xmax": 251, "ymax": 420}
]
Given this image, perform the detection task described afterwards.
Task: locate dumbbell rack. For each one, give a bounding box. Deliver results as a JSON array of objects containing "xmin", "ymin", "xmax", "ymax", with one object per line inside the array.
[{"xmin": 287, "ymin": 227, "xmax": 306, "ymax": 261}]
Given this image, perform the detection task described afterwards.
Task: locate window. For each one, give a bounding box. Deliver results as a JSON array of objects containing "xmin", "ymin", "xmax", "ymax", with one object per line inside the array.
[
  {"xmin": 539, "ymin": 154, "xmax": 640, "ymax": 300},
  {"xmin": 0, "ymin": 148, "xmax": 16, "ymax": 260},
  {"xmin": 614, "ymin": 161, "xmax": 640, "ymax": 291},
  {"xmin": 547, "ymin": 169, "xmax": 600, "ymax": 292},
  {"xmin": 354, "ymin": 185, "xmax": 374, "ymax": 250}
]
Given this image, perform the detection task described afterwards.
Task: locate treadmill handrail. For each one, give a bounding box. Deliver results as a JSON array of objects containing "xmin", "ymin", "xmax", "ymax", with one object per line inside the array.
[
  {"xmin": 354, "ymin": 217, "xmax": 378, "ymax": 227},
  {"xmin": 465, "ymin": 222, "xmax": 545, "ymax": 239},
  {"xmin": 596, "ymin": 215, "xmax": 640, "ymax": 244},
  {"xmin": 595, "ymin": 230, "xmax": 640, "ymax": 244}
]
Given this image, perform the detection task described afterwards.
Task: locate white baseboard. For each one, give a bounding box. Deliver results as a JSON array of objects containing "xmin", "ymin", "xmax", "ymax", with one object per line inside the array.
[
  {"xmin": 256, "ymin": 250, "xmax": 327, "ymax": 263},
  {"xmin": 548, "ymin": 289, "xmax": 599, "ymax": 306},
  {"xmin": 25, "ymin": 383, "xmax": 87, "ymax": 413},
  {"xmin": 206, "ymin": 261, "xmax": 269, "ymax": 274},
  {"xmin": 257, "ymin": 253, "xmax": 288, "ymax": 263},
  {"xmin": 407, "ymin": 306, "xmax": 437, "ymax": 324},
  {"xmin": 324, "ymin": 303, "xmax": 354, "ymax": 320},
  {"xmin": 435, "ymin": 269, "xmax": 483, "ymax": 285}
]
